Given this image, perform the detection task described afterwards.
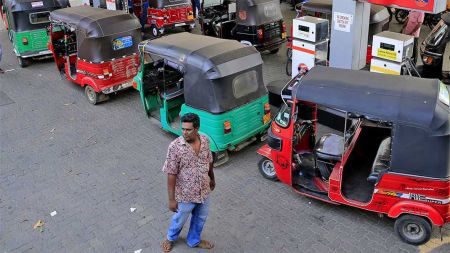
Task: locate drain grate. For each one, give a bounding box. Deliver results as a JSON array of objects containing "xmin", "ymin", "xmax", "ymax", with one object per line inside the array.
[{"xmin": 0, "ymin": 91, "xmax": 15, "ymax": 106}]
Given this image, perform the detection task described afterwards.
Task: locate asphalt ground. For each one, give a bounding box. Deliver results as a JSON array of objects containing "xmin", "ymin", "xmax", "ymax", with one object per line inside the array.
[{"xmin": 1, "ymin": 2, "xmax": 449, "ymax": 253}]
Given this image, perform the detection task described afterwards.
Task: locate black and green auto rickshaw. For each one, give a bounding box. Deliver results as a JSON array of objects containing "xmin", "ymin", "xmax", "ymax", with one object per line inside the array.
[
  {"xmin": 1, "ymin": 0, "xmax": 69, "ymax": 67},
  {"xmin": 134, "ymin": 32, "xmax": 271, "ymax": 165}
]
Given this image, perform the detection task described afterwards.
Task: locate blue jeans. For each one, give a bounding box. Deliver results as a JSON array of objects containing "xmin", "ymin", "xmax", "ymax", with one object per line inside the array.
[{"xmin": 166, "ymin": 197, "xmax": 210, "ymax": 247}]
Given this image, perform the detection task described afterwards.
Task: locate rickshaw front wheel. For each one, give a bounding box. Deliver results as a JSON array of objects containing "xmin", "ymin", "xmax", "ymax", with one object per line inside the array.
[
  {"xmin": 17, "ymin": 57, "xmax": 29, "ymax": 68},
  {"xmin": 258, "ymin": 157, "xmax": 278, "ymax": 181},
  {"xmin": 394, "ymin": 214, "xmax": 432, "ymax": 245}
]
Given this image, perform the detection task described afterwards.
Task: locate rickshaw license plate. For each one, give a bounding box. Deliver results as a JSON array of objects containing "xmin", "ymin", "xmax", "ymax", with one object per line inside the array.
[
  {"xmin": 282, "ymin": 32, "xmax": 286, "ymax": 39},
  {"xmin": 263, "ymin": 114, "xmax": 271, "ymax": 124}
]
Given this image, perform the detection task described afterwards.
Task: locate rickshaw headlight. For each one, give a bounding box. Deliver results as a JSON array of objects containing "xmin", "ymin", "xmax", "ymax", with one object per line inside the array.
[
  {"xmin": 22, "ymin": 37, "xmax": 28, "ymax": 45},
  {"xmin": 224, "ymin": 121, "xmax": 231, "ymax": 134}
]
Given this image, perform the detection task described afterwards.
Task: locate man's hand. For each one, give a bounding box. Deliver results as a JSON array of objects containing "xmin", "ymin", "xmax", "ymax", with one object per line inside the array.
[
  {"xmin": 210, "ymin": 180, "xmax": 216, "ymax": 191},
  {"xmin": 169, "ymin": 199, "xmax": 178, "ymax": 212}
]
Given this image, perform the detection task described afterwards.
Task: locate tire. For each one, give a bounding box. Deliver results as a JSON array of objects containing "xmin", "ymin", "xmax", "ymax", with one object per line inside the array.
[
  {"xmin": 395, "ymin": 10, "xmax": 409, "ymax": 24},
  {"xmin": 17, "ymin": 56, "xmax": 29, "ymax": 68},
  {"xmin": 85, "ymin": 85, "xmax": 99, "ymax": 105},
  {"xmin": 286, "ymin": 48, "xmax": 292, "ymax": 59},
  {"xmin": 151, "ymin": 26, "xmax": 160, "ymax": 37},
  {"xmin": 285, "ymin": 59, "xmax": 292, "ymax": 76},
  {"xmin": 269, "ymin": 48, "xmax": 279, "ymax": 54},
  {"xmin": 184, "ymin": 25, "xmax": 192, "ymax": 33},
  {"xmin": 258, "ymin": 157, "xmax": 278, "ymax": 181},
  {"xmin": 394, "ymin": 214, "xmax": 432, "ymax": 245},
  {"xmin": 8, "ymin": 30, "xmax": 12, "ymax": 42}
]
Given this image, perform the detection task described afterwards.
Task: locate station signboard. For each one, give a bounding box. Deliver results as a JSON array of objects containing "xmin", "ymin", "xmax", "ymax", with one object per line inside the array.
[{"xmin": 362, "ymin": 0, "xmax": 448, "ymax": 13}]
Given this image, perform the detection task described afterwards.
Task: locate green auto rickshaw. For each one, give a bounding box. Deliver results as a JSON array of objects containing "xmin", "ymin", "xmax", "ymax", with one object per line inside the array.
[
  {"xmin": 1, "ymin": 0, "xmax": 69, "ymax": 67},
  {"xmin": 135, "ymin": 32, "xmax": 270, "ymax": 165}
]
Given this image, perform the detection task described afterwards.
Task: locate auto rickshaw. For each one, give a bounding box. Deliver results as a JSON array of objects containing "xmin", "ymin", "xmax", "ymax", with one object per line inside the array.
[
  {"xmin": 135, "ymin": 33, "xmax": 270, "ymax": 164},
  {"xmin": 1, "ymin": 0, "xmax": 69, "ymax": 67},
  {"xmin": 420, "ymin": 12, "xmax": 450, "ymax": 84},
  {"xmin": 257, "ymin": 66, "xmax": 449, "ymax": 245},
  {"xmin": 199, "ymin": 0, "xmax": 286, "ymax": 53},
  {"xmin": 48, "ymin": 6, "xmax": 141, "ymax": 104},
  {"xmin": 135, "ymin": 0, "xmax": 195, "ymax": 36}
]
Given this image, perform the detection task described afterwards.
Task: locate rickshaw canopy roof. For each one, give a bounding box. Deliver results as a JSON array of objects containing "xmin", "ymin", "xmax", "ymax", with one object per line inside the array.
[
  {"xmin": 50, "ymin": 6, "xmax": 141, "ymax": 38},
  {"xmin": 139, "ymin": 32, "xmax": 263, "ymax": 78},
  {"xmin": 140, "ymin": 33, "xmax": 267, "ymax": 114},
  {"xmin": 295, "ymin": 66, "xmax": 449, "ymax": 132},
  {"xmin": 443, "ymin": 12, "xmax": 450, "ymax": 26},
  {"xmin": 236, "ymin": 0, "xmax": 283, "ymax": 26},
  {"xmin": 4, "ymin": 0, "xmax": 68, "ymax": 12}
]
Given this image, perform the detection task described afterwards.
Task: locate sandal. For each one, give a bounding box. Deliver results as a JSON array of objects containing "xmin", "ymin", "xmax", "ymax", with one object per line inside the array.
[
  {"xmin": 162, "ymin": 239, "xmax": 174, "ymax": 252},
  {"xmin": 196, "ymin": 240, "xmax": 214, "ymax": 249}
]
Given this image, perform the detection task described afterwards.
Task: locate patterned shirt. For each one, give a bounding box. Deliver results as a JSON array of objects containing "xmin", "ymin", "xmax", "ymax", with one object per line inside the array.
[
  {"xmin": 162, "ymin": 135, "xmax": 213, "ymax": 203},
  {"xmin": 404, "ymin": 11, "xmax": 425, "ymax": 38}
]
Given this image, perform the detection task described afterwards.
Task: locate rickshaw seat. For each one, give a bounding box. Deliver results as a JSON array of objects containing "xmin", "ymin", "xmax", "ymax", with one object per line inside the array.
[
  {"xmin": 368, "ymin": 137, "xmax": 391, "ymax": 184},
  {"xmin": 315, "ymin": 133, "xmax": 344, "ymax": 161}
]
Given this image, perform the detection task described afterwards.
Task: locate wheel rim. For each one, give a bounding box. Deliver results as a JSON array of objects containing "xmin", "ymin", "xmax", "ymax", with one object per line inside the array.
[
  {"xmin": 403, "ymin": 222, "xmax": 424, "ymax": 241},
  {"xmin": 86, "ymin": 87, "xmax": 96, "ymax": 102},
  {"xmin": 152, "ymin": 28, "xmax": 158, "ymax": 37},
  {"xmin": 262, "ymin": 160, "xmax": 275, "ymax": 177}
]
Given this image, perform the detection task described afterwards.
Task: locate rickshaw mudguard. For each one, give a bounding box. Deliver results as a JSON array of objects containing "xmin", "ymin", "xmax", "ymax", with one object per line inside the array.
[
  {"xmin": 387, "ymin": 200, "xmax": 444, "ymax": 226},
  {"xmin": 81, "ymin": 77, "xmax": 101, "ymax": 92},
  {"xmin": 257, "ymin": 144, "xmax": 273, "ymax": 160}
]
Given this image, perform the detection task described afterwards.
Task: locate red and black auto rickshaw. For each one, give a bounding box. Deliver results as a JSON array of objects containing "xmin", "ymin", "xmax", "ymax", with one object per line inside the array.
[
  {"xmin": 48, "ymin": 6, "xmax": 141, "ymax": 104},
  {"xmin": 257, "ymin": 66, "xmax": 450, "ymax": 245},
  {"xmin": 129, "ymin": 0, "xmax": 194, "ymax": 37}
]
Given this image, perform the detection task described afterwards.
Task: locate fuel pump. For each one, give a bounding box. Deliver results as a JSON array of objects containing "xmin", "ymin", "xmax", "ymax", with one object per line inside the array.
[
  {"xmin": 370, "ymin": 31, "xmax": 418, "ymax": 76},
  {"xmin": 291, "ymin": 16, "xmax": 329, "ymax": 77}
]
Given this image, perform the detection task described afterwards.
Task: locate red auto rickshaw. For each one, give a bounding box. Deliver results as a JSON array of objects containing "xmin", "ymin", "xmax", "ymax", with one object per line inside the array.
[
  {"xmin": 130, "ymin": 0, "xmax": 194, "ymax": 37},
  {"xmin": 258, "ymin": 66, "xmax": 450, "ymax": 245},
  {"xmin": 48, "ymin": 6, "xmax": 141, "ymax": 104}
]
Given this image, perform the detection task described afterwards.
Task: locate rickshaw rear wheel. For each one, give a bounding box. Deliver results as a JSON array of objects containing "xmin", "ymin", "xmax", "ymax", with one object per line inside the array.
[
  {"xmin": 8, "ymin": 30, "xmax": 12, "ymax": 42},
  {"xmin": 151, "ymin": 26, "xmax": 160, "ymax": 37},
  {"xmin": 258, "ymin": 157, "xmax": 278, "ymax": 181},
  {"xmin": 269, "ymin": 48, "xmax": 279, "ymax": 54},
  {"xmin": 17, "ymin": 57, "xmax": 29, "ymax": 68},
  {"xmin": 85, "ymin": 85, "xmax": 100, "ymax": 105},
  {"xmin": 394, "ymin": 214, "xmax": 432, "ymax": 245},
  {"xmin": 184, "ymin": 26, "xmax": 192, "ymax": 33}
]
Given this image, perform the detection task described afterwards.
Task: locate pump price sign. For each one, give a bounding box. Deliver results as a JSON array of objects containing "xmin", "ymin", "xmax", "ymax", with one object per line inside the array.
[
  {"xmin": 376, "ymin": 48, "xmax": 397, "ymax": 61},
  {"xmin": 362, "ymin": 0, "xmax": 447, "ymax": 13}
]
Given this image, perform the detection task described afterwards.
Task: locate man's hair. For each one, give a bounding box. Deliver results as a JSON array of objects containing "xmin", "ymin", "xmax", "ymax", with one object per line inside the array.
[{"xmin": 181, "ymin": 113, "xmax": 200, "ymax": 129}]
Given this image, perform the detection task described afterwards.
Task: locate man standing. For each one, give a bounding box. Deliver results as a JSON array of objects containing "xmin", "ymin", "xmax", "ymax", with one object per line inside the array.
[
  {"xmin": 191, "ymin": 0, "xmax": 200, "ymax": 18},
  {"xmin": 402, "ymin": 10, "xmax": 425, "ymax": 64},
  {"xmin": 162, "ymin": 113, "xmax": 215, "ymax": 252}
]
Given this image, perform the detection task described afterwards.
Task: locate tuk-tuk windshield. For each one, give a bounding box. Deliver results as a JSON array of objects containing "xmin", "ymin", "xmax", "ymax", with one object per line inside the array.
[
  {"xmin": 425, "ymin": 20, "xmax": 448, "ymax": 47},
  {"xmin": 274, "ymin": 104, "xmax": 291, "ymax": 128}
]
